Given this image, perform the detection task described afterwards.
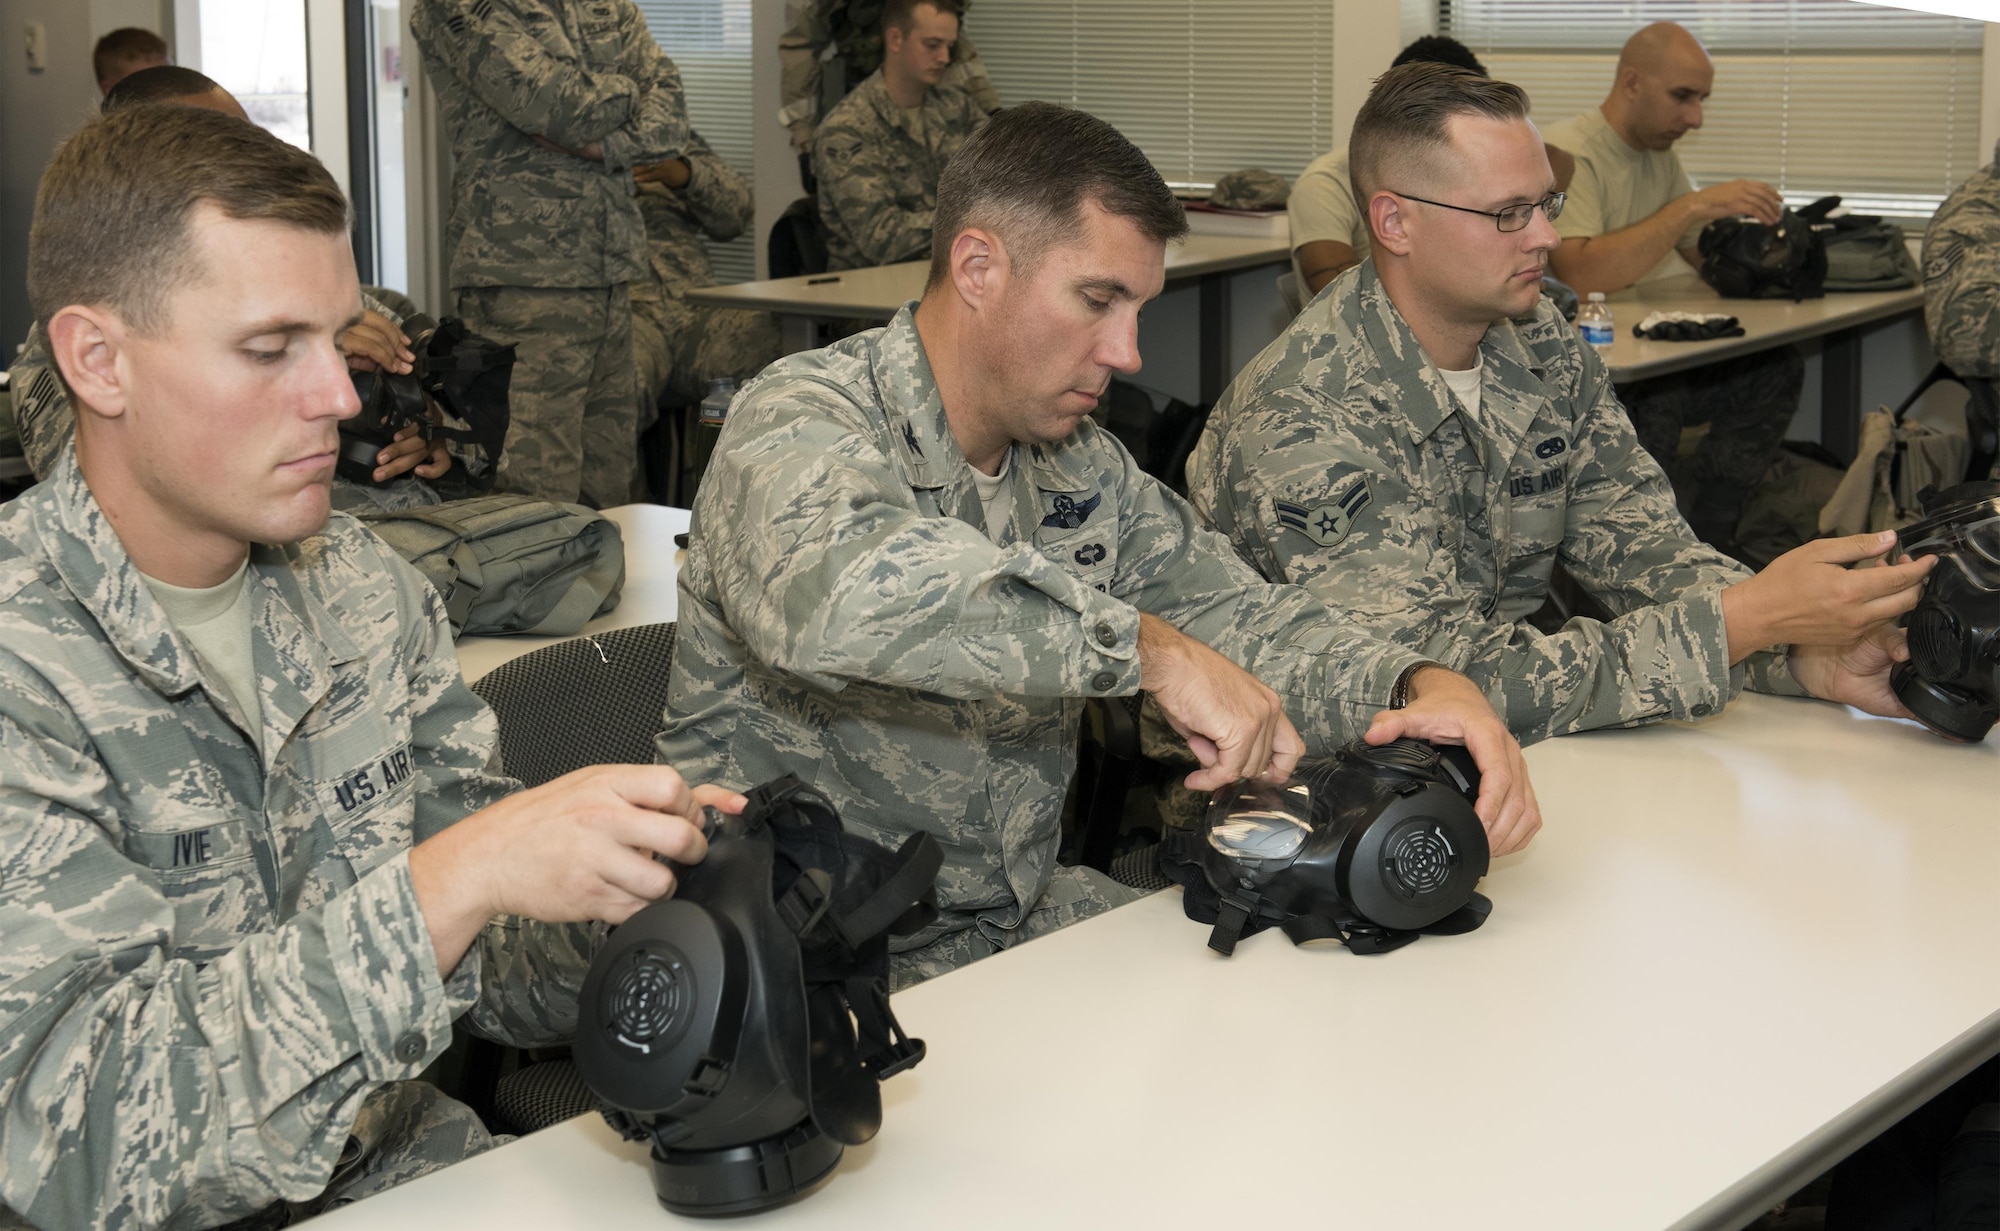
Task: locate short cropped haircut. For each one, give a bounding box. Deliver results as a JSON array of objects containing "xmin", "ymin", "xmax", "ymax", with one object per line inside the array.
[
  {"xmin": 1391, "ymin": 35, "xmax": 1488, "ymax": 78},
  {"xmin": 883, "ymin": 0, "xmax": 963, "ymax": 35},
  {"xmin": 93, "ymin": 27, "xmax": 168, "ymax": 85},
  {"xmin": 1348, "ymin": 62, "xmax": 1530, "ymax": 218},
  {"xmin": 926, "ymin": 102, "xmax": 1187, "ymax": 289},
  {"xmin": 29, "ymin": 105, "xmax": 349, "ymax": 341},
  {"xmin": 101, "ymin": 65, "xmax": 225, "ymax": 114}
]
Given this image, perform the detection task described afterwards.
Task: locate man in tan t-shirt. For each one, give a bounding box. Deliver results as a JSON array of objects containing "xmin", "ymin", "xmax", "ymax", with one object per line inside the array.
[{"xmin": 1544, "ymin": 21, "xmax": 1801, "ymax": 559}]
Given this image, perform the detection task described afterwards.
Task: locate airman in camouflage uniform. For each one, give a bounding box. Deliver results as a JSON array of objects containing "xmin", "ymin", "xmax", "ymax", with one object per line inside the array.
[
  {"xmin": 659, "ymin": 306, "xmax": 1455, "ymax": 986},
  {"xmin": 1190, "ymin": 63, "xmax": 1932, "ymax": 747},
  {"xmin": 0, "ymin": 451, "xmax": 594, "ymax": 1230},
  {"xmin": 1924, "ymin": 140, "xmax": 2000, "ymax": 379},
  {"xmin": 411, "ymin": 0, "xmax": 691, "ymax": 507},
  {"xmin": 629, "ymin": 130, "xmax": 780, "ymax": 452},
  {"xmin": 812, "ymin": 0, "xmax": 988, "ymax": 271},
  {"xmin": 1, "ymin": 104, "xmax": 728, "ymax": 1230}
]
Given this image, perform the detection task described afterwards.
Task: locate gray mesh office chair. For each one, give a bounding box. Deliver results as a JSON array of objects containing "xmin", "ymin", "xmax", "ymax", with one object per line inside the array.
[
  {"xmin": 464, "ymin": 622, "xmax": 679, "ymax": 1133},
  {"xmin": 471, "ymin": 622, "xmax": 679, "ymax": 787}
]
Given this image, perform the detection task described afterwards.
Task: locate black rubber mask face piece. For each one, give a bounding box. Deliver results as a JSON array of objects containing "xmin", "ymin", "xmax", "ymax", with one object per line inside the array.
[
  {"xmin": 1893, "ymin": 482, "xmax": 2000, "ymax": 741},
  {"xmin": 1169, "ymin": 739, "xmax": 1493, "ymax": 956},
  {"xmin": 339, "ymin": 314, "xmax": 516, "ymax": 487},
  {"xmin": 573, "ymin": 776, "xmax": 939, "ymax": 1217}
]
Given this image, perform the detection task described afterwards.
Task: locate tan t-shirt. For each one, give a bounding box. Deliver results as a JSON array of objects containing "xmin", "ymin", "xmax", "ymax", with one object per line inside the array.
[
  {"xmin": 1543, "ymin": 108, "xmax": 1704, "ymax": 286},
  {"xmin": 1288, "ymin": 148, "xmax": 1370, "ymax": 286},
  {"xmin": 969, "ymin": 452, "xmax": 1013, "ymax": 542},
  {"xmin": 142, "ymin": 559, "xmax": 263, "ymax": 749}
]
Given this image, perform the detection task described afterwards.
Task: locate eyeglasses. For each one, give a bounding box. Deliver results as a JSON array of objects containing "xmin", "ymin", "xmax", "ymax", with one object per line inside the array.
[{"xmin": 1388, "ymin": 190, "xmax": 1566, "ymax": 233}]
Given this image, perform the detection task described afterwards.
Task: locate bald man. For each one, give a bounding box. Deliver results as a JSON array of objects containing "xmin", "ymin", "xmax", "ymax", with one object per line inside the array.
[{"xmin": 1543, "ymin": 21, "xmax": 1802, "ymax": 559}]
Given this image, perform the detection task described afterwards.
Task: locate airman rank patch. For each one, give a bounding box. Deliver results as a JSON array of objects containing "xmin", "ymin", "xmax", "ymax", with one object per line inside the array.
[{"xmin": 1275, "ymin": 477, "xmax": 1371, "ymax": 548}]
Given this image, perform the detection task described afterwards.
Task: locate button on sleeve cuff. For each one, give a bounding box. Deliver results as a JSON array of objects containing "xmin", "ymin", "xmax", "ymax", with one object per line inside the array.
[
  {"xmin": 322, "ymin": 851, "xmax": 475, "ymax": 1082},
  {"xmin": 1678, "ymin": 586, "xmax": 1743, "ymax": 719}
]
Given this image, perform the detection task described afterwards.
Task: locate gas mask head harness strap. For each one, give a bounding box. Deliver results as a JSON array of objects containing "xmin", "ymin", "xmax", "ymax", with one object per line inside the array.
[
  {"xmin": 1160, "ymin": 738, "xmax": 1493, "ymax": 957},
  {"xmin": 574, "ymin": 775, "xmax": 942, "ymax": 1216},
  {"xmin": 1893, "ymin": 480, "xmax": 2000, "ymax": 742}
]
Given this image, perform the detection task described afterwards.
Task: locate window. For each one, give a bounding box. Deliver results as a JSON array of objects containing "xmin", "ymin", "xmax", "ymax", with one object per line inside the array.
[
  {"xmin": 632, "ymin": 0, "xmax": 756, "ymax": 284},
  {"xmin": 200, "ymin": 0, "xmax": 311, "ymax": 151},
  {"xmin": 970, "ymin": 0, "xmax": 1335, "ymax": 190},
  {"xmin": 1443, "ymin": 0, "xmax": 1986, "ymax": 219}
]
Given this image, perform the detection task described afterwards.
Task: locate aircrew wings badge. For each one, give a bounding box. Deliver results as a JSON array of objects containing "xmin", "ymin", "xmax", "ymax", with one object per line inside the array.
[{"xmin": 1275, "ymin": 478, "xmax": 1372, "ymax": 548}]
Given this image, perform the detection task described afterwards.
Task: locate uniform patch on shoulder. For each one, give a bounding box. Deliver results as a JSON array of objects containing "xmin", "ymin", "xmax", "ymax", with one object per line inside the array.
[
  {"xmin": 1275, "ymin": 477, "xmax": 1372, "ymax": 548},
  {"xmin": 1924, "ymin": 239, "xmax": 1964, "ymax": 285}
]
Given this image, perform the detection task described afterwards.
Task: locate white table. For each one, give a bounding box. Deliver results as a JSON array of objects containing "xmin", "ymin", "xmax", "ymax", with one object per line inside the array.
[
  {"xmin": 1602, "ymin": 271, "xmax": 1925, "ymax": 463},
  {"xmin": 684, "ymin": 234, "xmax": 1292, "ymax": 406},
  {"xmin": 315, "ymin": 693, "xmax": 2000, "ymax": 1231},
  {"xmin": 451, "ymin": 503, "xmax": 687, "ymax": 684}
]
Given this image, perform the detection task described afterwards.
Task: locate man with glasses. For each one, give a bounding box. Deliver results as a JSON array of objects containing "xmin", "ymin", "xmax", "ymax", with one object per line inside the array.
[
  {"xmin": 1544, "ymin": 21, "xmax": 1804, "ymax": 557},
  {"xmin": 1187, "ymin": 63, "xmax": 1932, "ymax": 743}
]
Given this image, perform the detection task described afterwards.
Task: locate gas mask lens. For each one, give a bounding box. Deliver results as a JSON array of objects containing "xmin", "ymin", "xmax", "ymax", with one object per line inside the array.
[{"xmin": 1205, "ymin": 780, "xmax": 1312, "ymax": 871}]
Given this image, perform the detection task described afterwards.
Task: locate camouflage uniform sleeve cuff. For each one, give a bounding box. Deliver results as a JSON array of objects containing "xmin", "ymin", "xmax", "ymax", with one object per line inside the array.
[
  {"xmin": 600, "ymin": 129, "xmax": 634, "ymax": 175},
  {"xmin": 1077, "ymin": 593, "xmax": 1142, "ymax": 696},
  {"xmin": 1683, "ymin": 586, "xmax": 1743, "ymax": 718},
  {"xmin": 1742, "ymin": 646, "xmax": 1809, "ymax": 697},
  {"xmin": 323, "ymin": 851, "xmax": 476, "ymax": 1082}
]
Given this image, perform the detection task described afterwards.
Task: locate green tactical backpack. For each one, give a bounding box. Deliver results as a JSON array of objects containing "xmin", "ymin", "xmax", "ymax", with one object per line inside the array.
[
  {"xmin": 357, "ymin": 495, "xmax": 626, "ymax": 637},
  {"xmin": 1823, "ymin": 215, "xmax": 1921, "ymax": 291}
]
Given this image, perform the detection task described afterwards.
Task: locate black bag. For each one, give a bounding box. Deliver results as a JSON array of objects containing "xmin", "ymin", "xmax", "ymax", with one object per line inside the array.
[{"xmin": 1698, "ymin": 195, "xmax": 1837, "ymax": 301}]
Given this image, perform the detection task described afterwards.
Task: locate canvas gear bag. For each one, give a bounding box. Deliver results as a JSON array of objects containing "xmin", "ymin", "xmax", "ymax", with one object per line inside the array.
[
  {"xmin": 1822, "ymin": 215, "xmax": 1921, "ymax": 291},
  {"xmin": 1819, "ymin": 410, "xmax": 1970, "ymax": 538},
  {"xmin": 358, "ymin": 495, "xmax": 626, "ymax": 637}
]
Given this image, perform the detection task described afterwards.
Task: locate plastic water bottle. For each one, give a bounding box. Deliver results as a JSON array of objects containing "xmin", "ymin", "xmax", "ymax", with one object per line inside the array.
[
  {"xmin": 691, "ymin": 377, "xmax": 737, "ymax": 486},
  {"xmin": 1577, "ymin": 292, "xmax": 1614, "ymax": 352}
]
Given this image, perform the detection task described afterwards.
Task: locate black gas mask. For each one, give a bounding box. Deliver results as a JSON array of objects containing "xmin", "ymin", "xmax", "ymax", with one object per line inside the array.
[
  {"xmin": 574, "ymin": 776, "xmax": 941, "ymax": 1217},
  {"xmin": 1891, "ymin": 481, "xmax": 2000, "ymax": 741},
  {"xmin": 340, "ymin": 314, "xmax": 515, "ymax": 487},
  {"xmin": 1161, "ymin": 739, "xmax": 1492, "ymax": 956}
]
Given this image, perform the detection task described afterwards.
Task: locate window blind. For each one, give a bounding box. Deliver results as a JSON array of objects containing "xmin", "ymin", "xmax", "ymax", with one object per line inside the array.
[
  {"xmin": 1442, "ymin": 0, "xmax": 1986, "ymax": 218},
  {"xmin": 969, "ymin": 0, "xmax": 1335, "ymax": 190},
  {"xmin": 632, "ymin": 0, "xmax": 755, "ymax": 283}
]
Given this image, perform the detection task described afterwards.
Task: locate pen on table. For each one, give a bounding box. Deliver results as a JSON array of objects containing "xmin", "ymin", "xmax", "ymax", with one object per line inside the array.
[{"xmin": 806, "ymin": 275, "xmax": 841, "ymax": 285}]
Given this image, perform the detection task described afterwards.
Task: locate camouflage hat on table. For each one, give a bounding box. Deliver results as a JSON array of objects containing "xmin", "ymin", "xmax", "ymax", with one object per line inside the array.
[{"xmin": 1209, "ymin": 169, "xmax": 1291, "ymax": 210}]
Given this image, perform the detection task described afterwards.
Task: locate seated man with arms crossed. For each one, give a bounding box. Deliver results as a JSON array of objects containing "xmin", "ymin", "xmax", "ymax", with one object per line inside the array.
[
  {"xmin": 813, "ymin": 0, "xmax": 989, "ymax": 271},
  {"xmin": 0, "ymin": 106, "xmax": 738, "ymax": 1229},
  {"xmin": 1542, "ymin": 22, "xmax": 1804, "ymax": 553},
  {"xmin": 1189, "ymin": 64, "xmax": 1933, "ymax": 746},
  {"xmin": 661, "ymin": 102, "xmax": 1540, "ymax": 990}
]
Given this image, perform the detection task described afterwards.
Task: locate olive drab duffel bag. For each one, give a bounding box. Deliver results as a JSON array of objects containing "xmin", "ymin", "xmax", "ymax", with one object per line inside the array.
[
  {"xmin": 357, "ymin": 494, "xmax": 626, "ymax": 637},
  {"xmin": 1822, "ymin": 214, "xmax": 1921, "ymax": 291}
]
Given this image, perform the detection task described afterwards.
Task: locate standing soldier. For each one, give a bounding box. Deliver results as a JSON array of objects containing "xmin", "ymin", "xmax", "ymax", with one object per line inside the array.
[
  {"xmin": 411, "ymin": 0, "xmax": 691, "ymax": 507},
  {"xmin": 1924, "ymin": 141, "xmax": 2000, "ymax": 379},
  {"xmin": 811, "ymin": 0, "xmax": 989, "ymax": 271}
]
